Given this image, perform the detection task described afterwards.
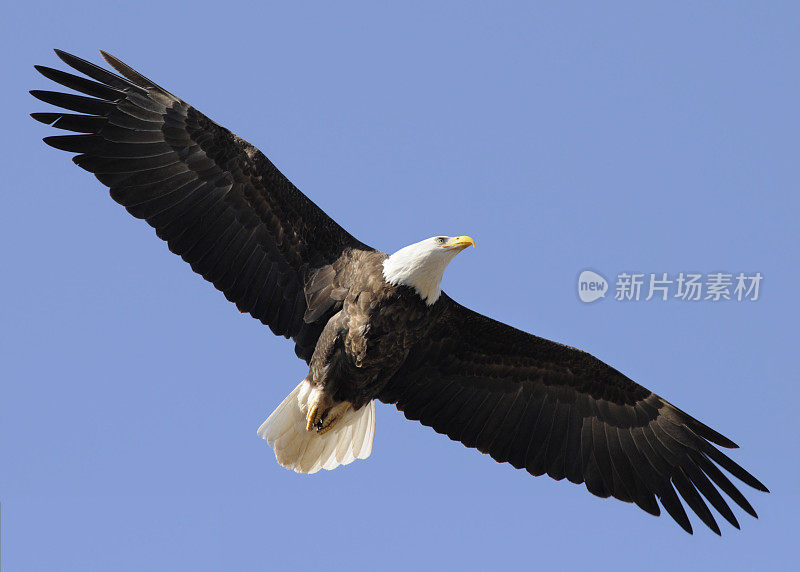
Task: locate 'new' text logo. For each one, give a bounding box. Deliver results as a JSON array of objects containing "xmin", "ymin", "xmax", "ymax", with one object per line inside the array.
[{"xmin": 578, "ymin": 270, "xmax": 608, "ymax": 303}]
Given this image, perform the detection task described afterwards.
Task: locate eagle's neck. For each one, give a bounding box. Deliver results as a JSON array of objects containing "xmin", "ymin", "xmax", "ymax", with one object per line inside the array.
[{"xmin": 382, "ymin": 246, "xmax": 454, "ymax": 305}]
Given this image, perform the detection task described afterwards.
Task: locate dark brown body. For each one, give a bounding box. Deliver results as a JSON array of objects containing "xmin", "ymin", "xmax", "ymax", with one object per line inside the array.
[{"xmin": 305, "ymin": 250, "xmax": 443, "ymax": 409}]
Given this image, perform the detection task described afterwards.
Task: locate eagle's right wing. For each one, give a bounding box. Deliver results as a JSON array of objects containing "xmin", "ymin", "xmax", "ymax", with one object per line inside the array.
[
  {"xmin": 32, "ymin": 50, "xmax": 371, "ymax": 361},
  {"xmin": 380, "ymin": 294, "xmax": 768, "ymax": 534}
]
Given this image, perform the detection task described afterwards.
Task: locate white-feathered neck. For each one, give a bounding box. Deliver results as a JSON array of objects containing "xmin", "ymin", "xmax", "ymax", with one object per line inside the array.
[{"xmin": 382, "ymin": 237, "xmax": 465, "ymax": 305}]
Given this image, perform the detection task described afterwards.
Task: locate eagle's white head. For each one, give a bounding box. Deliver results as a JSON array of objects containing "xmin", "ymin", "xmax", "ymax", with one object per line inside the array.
[{"xmin": 382, "ymin": 235, "xmax": 475, "ymax": 305}]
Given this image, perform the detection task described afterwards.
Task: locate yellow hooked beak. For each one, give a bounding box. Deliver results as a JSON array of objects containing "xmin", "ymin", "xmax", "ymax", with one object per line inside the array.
[{"xmin": 445, "ymin": 236, "xmax": 476, "ymax": 250}]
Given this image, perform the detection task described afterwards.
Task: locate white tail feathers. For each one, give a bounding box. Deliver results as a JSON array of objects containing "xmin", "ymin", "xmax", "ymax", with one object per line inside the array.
[{"xmin": 257, "ymin": 380, "xmax": 376, "ymax": 474}]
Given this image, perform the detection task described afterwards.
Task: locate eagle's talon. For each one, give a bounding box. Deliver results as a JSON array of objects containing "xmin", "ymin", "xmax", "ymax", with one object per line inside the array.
[
  {"xmin": 307, "ymin": 401, "xmax": 352, "ymax": 435},
  {"xmin": 305, "ymin": 386, "xmax": 335, "ymax": 432}
]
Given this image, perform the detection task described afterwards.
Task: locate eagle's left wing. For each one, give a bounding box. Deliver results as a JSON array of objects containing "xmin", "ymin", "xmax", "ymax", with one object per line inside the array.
[
  {"xmin": 379, "ymin": 294, "xmax": 767, "ymax": 534},
  {"xmin": 31, "ymin": 50, "xmax": 372, "ymax": 362}
]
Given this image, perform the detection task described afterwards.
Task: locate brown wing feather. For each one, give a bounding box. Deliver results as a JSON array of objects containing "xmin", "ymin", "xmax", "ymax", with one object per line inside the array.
[
  {"xmin": 32, "ymin": 50, "xmax": 372, "ymax": 361},
  {"xmin": 380, "ymin": 294, "xmax": 768, "ymax": 534}
]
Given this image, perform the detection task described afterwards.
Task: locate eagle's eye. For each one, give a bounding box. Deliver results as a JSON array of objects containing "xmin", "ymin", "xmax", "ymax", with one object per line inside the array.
[{"xmin": 436, "ymin": 237, "xmax": 446, "ymax": 245}]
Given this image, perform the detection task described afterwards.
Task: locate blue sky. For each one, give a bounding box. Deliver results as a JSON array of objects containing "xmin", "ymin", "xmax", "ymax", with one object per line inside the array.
[{"xmin": 2, "ymin": 2, "xmax": 798, "ymax": 570}]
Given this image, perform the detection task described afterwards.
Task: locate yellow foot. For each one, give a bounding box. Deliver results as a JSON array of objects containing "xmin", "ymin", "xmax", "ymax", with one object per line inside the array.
[
  {"xmin": 305, "ymin": 387, "xmax": 352, "ymax": 434},
  {"xmin": 315, "ymin": 402, "xmax": 352, "ymax": 435}
]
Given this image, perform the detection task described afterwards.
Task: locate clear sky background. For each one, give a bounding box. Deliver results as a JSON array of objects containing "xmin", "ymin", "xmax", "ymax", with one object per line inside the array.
[{"xmin": 2, "ymin": 2, "xmax": 798, "ymax": 570}]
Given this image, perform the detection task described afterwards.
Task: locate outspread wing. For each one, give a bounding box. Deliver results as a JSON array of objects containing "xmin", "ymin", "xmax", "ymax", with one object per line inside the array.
[
  {"xmin": 380, "ymin": 295, "xmax": 768, "ymax": 534},
  {"xmin": 32, "ymin": 50, "xmax": 371, "ymax": 361}
]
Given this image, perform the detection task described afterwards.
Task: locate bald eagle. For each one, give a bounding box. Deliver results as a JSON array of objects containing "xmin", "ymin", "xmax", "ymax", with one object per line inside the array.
[{"xmin": 31, "ymin": 50, "xmax": 767, "ymax": 535}]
